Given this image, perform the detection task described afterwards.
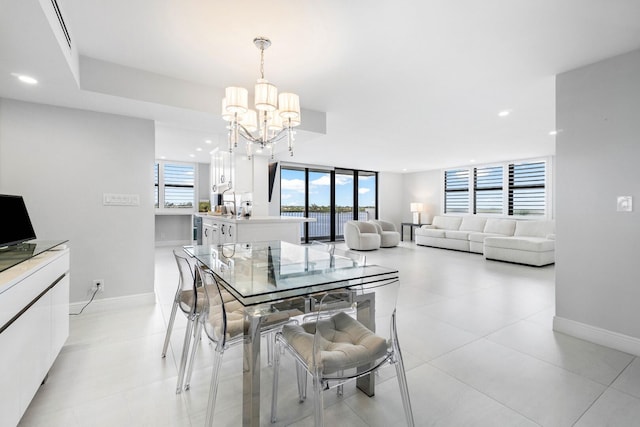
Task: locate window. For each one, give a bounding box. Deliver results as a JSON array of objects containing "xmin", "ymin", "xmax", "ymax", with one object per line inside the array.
[
  {"xmin": 154, "ymin": 163, "xmax": 159, "ymax": 208},
  {"xmin": 443, "ymin": 159, "xmax": 548, "ymax": 217},
  {"xmin": 474, "ymin": 165, "xmax": 503, "ymax": 214},
  {"xmin": 509, "ymin": 161, "xmax": 546, "ymax": 216},
  {"xmin": 444, "ymin": 169, "xmax": 469, "ymax": 213},
  {"xmin": 358, "ymin": 171, "xmax": 377, "ymax": 221},
  {"xmin": 155, "ymin": 161, "xmax": 196, "ymax": 211},
  {"xmin": 280, "ymin": 166, "xmax": 378, "ymax": 242}
]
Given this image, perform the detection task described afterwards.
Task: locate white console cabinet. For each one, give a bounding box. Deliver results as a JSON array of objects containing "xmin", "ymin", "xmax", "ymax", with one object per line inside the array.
[{"xmin": 0, "ymin": 243, "xmax": 69, "ymax": 427}]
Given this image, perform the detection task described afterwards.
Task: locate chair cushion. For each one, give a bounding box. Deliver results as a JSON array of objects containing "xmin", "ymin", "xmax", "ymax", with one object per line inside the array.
[
  {"xmin": 380, "ymin": 231, "xmax": 400, "ymax": 247},
  {"xmin": 282, "ymin": 312, "xmax": 388, "ymax": 374}
]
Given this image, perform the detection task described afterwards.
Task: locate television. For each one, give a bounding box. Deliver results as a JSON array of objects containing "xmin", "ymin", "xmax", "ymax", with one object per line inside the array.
[{"xmin": 0, "ymin": 194, "xmax": 37, "ymax": 248}]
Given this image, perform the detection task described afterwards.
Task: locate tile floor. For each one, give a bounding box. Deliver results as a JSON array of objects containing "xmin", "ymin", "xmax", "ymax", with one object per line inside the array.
[{"xmin": 18, "ymin": 242, "xmax": 640, "ymax": 426}]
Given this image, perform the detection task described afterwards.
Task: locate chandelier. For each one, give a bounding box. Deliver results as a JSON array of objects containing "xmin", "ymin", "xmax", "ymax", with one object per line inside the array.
[{"xmin": 222, "ymin": 37, "xmax": 301, "ymax": 160}]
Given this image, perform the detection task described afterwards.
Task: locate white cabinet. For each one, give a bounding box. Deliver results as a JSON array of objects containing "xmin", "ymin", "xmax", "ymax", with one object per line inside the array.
[
  {"xmin": 219, "ymin": 222, "xmax": 235, "ymax": 244},
  {"xmin": 203, "ymin": 221, "xmax": 219, "ymax": 246},
  {"xmin": 0, "ymin": 247, "xmax": 69, "ymax": 427},
  {"xmin": 203, "ymin": 218, "xmax": 236, "ymax": 245}
]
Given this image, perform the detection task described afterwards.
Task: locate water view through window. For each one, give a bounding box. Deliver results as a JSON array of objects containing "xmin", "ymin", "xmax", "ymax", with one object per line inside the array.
[{"xmin": 280, "ymin": 167, "xmax": 377, "ymax": 241}]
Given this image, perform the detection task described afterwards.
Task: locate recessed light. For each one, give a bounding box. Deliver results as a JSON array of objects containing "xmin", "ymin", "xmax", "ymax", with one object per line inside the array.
[
  {"xmin": 470, "ymin": 159, "xmax": 476, "ymax": 163},
  {"xmin": 205, "ymin": 139, "xmax": 212, "ymax": 144},
  {"xmin": 195, "ymin": 147, "xmax": 202, "ymax": 152},
  {"xmin": 160, "ymin": 156, "xmax": 166, "ymax": 160},
  {"xmin": 498, "ymin": 110, "xmax": 510, "ymax": 117},
  {"xmin": 549, "ymin": 129, "xmax": 562, "ymax": 136},
  {"xmin": 189, "ymin": 154, "xmax": 196, "ymax": 158},
  {"xmin": 209, "ymin": 150, "xmax": 216, "ymax": 155},
  {"xmin": 12, "ymin": 73, "xmax": 38, "ymax": 85},
  {"xmin": 402, "ymin": 168, "xmax": 407, "ymax": 172}
]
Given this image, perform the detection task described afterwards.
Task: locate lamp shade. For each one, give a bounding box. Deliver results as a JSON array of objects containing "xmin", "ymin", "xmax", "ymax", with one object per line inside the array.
[
  {"xmin": 225, "ymin": 87, "xmax": 248, "ymax": 113},
  {"xmin": 268, "ymin": 110, "xmax": 284, "ymax": 131},
  {"xmin": 410, "ymin": 203, "xmax": 423, "ymax": 212},
  {"xmin": 278, "ymin": 93, "xmax": 300, "ymax": 119},
  {"xmin": 221, "ymin": 98, "xmax": 234, "ymax": 122},
  {"xmin": 240, "ymin": 109, "xmax": 258, "ymax": 132},
  {"xmin": 286, "ymin": 111, "xmax": 301, "ymax": 128},
  {"xmin": 254, "ymin": 79, "xmax": 278, "ymax": 111}
]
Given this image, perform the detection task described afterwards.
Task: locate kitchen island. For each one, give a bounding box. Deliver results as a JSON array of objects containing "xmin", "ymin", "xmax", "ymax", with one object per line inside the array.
[{"xmin": 196, "ymin": 214, "xmax": 312, "ymax": 245}]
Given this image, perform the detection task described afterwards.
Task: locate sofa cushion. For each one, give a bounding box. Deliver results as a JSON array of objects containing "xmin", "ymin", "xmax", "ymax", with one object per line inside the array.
[
  {"xmin": 431, "ymin": 216, "xmax": 462, "ymax": 230},
  {"xmin": 484, "ymin": 236, "xmax": 555, "ymax": 252},
  {"xmin": 416, "ymin": 228, "xmax": 446, "ymax": 238},
  {"xmin": 484, "ymin": 218, "xmax": 516, "ymax": 236},
  {"xmin": 459, "ymin": 216, "xmax": 487, "ymax": 232},
  {"xmin": 445, "ymin": 230, "xmax": 470, "ymax": 241},
  {"xmin": 468, "ymin": 232, "xmax": 503, "ymax": 243},
  {"xmin": 514, "ymin": 220, "xmax": 555, "ymax": 238}
]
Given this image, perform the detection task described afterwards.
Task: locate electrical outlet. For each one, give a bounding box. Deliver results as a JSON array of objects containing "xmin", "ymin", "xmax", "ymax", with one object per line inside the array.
[{"xmin": 92, "ymin": 279, "xmax": 104, "ymax": 292}]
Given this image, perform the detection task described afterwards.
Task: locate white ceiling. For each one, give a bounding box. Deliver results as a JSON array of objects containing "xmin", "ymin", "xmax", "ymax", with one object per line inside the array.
[{"xmin": 1, "ymin": 0, "xmax": 640, "ymax": 172}]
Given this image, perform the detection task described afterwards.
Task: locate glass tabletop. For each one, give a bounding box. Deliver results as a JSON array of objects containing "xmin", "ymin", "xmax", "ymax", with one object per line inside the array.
[{"xmin": 184, "ymin": 241, "xmax": 399, "ymax": 306}]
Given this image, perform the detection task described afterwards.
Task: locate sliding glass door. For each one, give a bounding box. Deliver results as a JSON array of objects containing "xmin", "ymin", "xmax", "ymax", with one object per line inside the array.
[
  {"xmin": 334, "ymin": 170, "xmax": 354, "ymax": 240},
  {"xmin": 358, "ymin": 171, "xmax": 377, "ymax": 221},
  {"xmin": 280, "ymin": 167, "xmax": 306, "ymax": 239},
  {"xmin": 281, "ymin": 166, "xmax": 377, "ymax": 243},
  {"xmin": 308, "ymin": 170, "xmax": 331, "ymax": 240}
]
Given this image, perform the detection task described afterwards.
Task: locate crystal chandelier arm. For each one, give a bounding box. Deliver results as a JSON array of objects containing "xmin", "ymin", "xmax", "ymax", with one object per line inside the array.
[{"xmin": 236, "ymin": 123, "xmax": 290, "ymax": 146}]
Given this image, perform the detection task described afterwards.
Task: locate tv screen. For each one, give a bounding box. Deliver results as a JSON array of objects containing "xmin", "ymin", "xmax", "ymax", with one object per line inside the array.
[{"xmin": 0, "ymin": 194, "xmax": 37, "ymax": 247}]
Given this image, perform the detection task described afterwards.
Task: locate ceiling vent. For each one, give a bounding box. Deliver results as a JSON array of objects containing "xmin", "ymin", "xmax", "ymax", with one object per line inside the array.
[{"xmin": 50, "ymin": 0, "xmax": 71, "ymax": 50}]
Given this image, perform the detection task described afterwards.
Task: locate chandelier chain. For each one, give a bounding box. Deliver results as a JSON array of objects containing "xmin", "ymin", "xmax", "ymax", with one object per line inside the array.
[{"xmin": 260, "ymin": 46, "xmax": 265, "ymax": 79}]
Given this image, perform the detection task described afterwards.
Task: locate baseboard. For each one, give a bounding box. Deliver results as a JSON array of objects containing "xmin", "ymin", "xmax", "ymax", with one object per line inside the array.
[
  {"xmin": 553, "ymin": 315, "xmax": 640, "ymax": 356},
  {"xmin": 69, "ymin": 292, "xmax": 156, "ymax": 315}
]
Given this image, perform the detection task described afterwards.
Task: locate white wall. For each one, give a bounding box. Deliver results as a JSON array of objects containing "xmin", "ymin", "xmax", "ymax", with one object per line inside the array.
[
  {"xmin": 377, "ymin": 171, "xmax": 403, "ymax": 228},
  {"xmin": 0, "ymin": 99, "xmax": 155, "ymax": 303},
  {"xmin": 555, "ymin": 49, "xmax": 640, "ymax": 349},
  {"xmin": 402, "ymin": 170, "xmax": 442, "ymax": 224}
]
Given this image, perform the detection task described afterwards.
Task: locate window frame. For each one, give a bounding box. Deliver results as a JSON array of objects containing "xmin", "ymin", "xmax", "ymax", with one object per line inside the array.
[
  {"xmin": 155, "ymin": 160, "xmax": 198, "ymax": 214},
  {"xmin": 444, "ymin": 169, "xmax": 470, "ymax": 214},
  {"xmin": 442, "ymin": 157, "xmax": 551, "ymax": 218},
  {"xmin": 280, "ymin": 164, "xmax": 378, "ymax": 243},
  {"xmin": 473, "ymin": 164, "xmax": 504, "ymax": 215}
]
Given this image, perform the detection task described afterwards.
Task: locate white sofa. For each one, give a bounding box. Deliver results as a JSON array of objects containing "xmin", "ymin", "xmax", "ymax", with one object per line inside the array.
[
  {"xmin": 344, "ymin": 221, "xmax": 381, "ymax": 251},
  {"xmin": 368, "ymin": 220, "xmax": 400, "ymax": 248},
  {"xmin": 415, "ymin": 215, "xmax": 555, "ymax": 266},
  {"xmin": 484, "ymin": 220, "xmax": 555, "ymax": 266}
]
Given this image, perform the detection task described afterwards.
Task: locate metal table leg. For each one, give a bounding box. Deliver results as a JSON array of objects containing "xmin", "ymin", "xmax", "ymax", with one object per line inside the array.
[{"xmin": 243, "ymin": 312, "xmax": 263, "ymax": 427}]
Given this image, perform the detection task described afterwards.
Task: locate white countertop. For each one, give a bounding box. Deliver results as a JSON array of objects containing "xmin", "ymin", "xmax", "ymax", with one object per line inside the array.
[{"xmin": 196, "ymin": 214, "xmax": 314, "ymax": 224}]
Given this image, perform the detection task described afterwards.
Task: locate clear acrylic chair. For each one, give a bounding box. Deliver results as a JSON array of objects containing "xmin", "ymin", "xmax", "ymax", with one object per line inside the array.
[
  {"xmin": 270, "ymin": 277, "xmax": 415, "ymax": 426},
  {"xmin": 161, "ymin": 248, "xmax": 205, "ymax": 394},
  {"xmin": 194, "ymin": 263, "xmax": 298, "ymax": 426}
]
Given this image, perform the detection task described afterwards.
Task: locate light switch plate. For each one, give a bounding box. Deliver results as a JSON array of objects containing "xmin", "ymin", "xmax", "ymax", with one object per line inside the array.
[
  {"xmin": 103, "ymin": 193, "xmax": 140, "ymax": 206},
  {"xmin": 617, "ymin": 196, "xmax": 632, "ymax": 212}
]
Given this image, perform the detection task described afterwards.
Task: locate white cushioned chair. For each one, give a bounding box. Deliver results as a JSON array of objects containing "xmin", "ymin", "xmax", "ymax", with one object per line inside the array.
[
  {"xmin": 343, "ymin": 220, "xmax": 381, "ymax": 250},
  {"xmin": 368, "ymin": 220, "xmax": 400, "ymax": 247},
  {"xmin": 270, "ymin": 280, "xmax": 414, "ymax": 426}
]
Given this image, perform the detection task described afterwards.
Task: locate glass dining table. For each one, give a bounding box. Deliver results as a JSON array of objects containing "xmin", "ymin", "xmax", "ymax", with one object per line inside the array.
[{"xmin": 184, "ymin": 241, "xmax": 399, "ymax": 427}]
